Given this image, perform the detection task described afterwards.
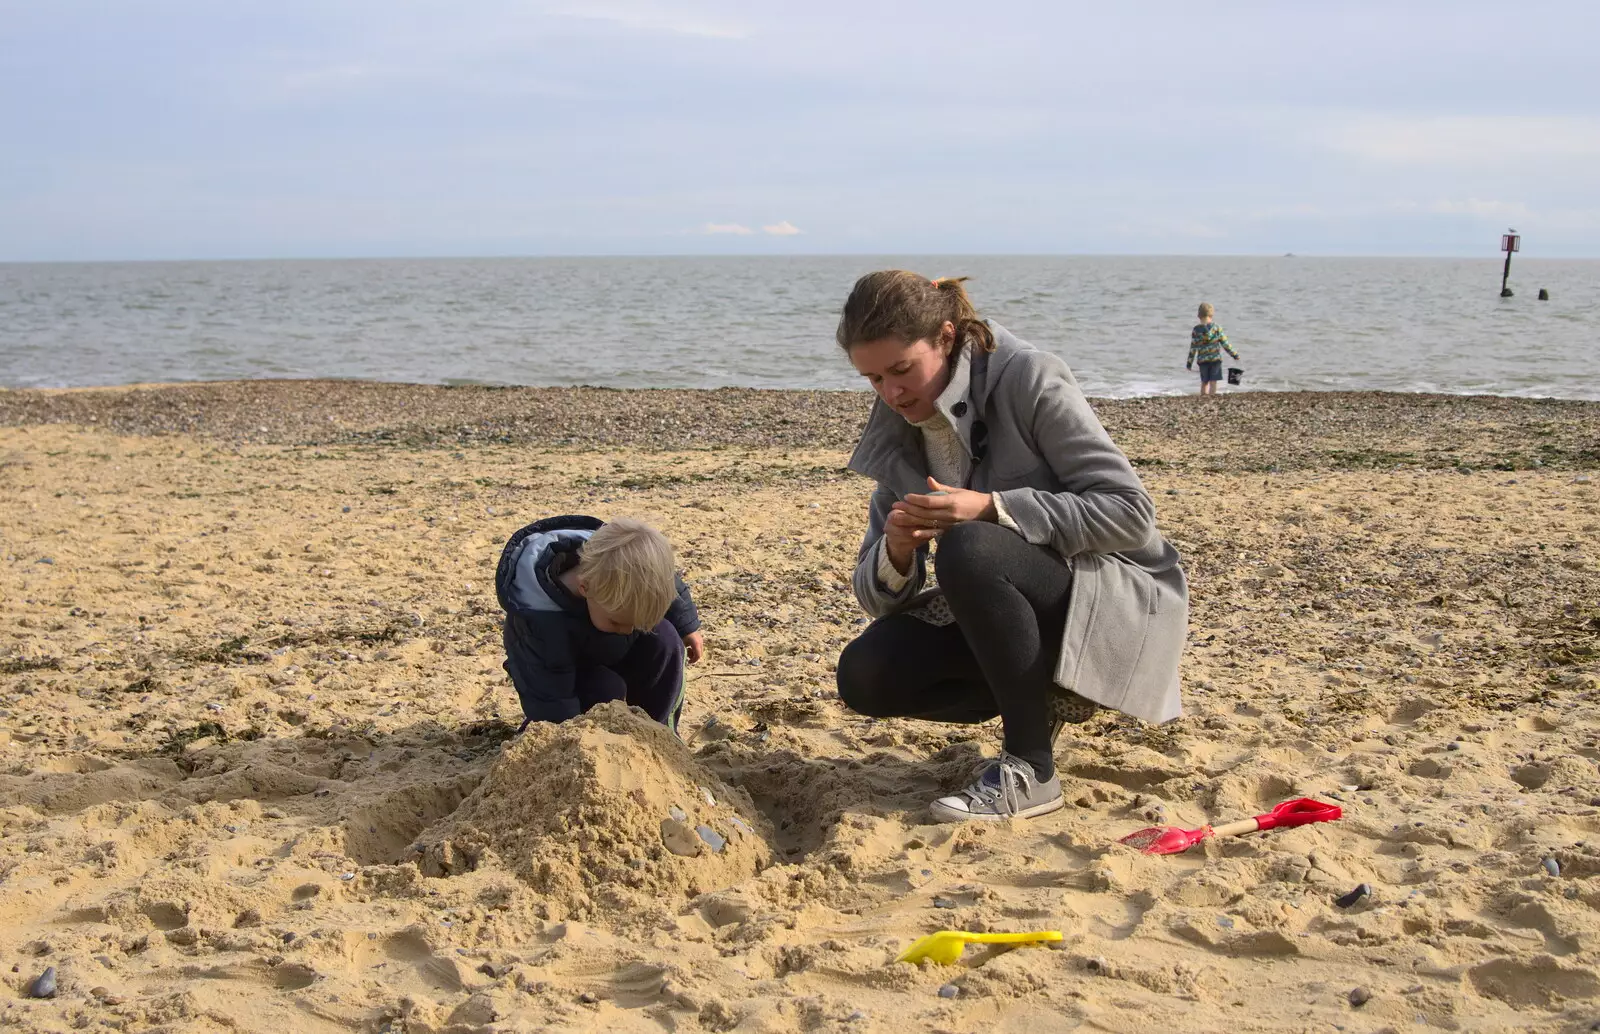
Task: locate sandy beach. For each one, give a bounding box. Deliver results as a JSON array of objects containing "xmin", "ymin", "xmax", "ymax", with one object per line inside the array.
[{"xmin": 2, "ymin": 382, "xmax": 1598, "ymax": 1034}]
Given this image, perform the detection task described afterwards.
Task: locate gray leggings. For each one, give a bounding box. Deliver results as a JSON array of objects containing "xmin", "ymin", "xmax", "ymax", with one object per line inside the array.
[{"xmin": 835, "ymin": 520, "xmax": 1073, "ymax": 779}]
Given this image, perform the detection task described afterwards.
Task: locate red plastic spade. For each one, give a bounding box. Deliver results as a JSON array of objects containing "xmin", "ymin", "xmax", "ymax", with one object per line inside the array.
[{"xmin": 1119, "ymin": 798, "xmax": 1343, "ymax": 856}]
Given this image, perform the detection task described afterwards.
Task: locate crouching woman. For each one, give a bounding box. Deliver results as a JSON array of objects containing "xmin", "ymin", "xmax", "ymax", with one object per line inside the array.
[{"xmin": 834, "ymin": 271, "xmax": 1188, "ymax": 822}]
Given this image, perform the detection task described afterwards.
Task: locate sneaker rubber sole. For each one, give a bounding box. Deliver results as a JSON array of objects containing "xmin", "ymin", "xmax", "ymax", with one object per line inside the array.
[{"xmin": 929, "ymin": 793, "xmax": 1065, "ymax": 823}]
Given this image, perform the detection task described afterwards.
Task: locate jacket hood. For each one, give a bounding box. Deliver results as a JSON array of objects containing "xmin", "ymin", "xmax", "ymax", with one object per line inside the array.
[{"xmin": 495, "ymin": 515, "xmax": 602, "ymax": 616}]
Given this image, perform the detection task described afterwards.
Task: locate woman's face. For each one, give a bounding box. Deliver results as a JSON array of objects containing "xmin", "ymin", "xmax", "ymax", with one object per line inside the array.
[{"xmin": 850, "ymin": 323, "xmax": 955, "ymax": 423}]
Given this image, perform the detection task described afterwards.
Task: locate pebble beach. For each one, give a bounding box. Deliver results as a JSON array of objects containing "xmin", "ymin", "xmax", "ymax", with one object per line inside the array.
[{"xmin": 2, "ymin": 382, "xmax": 1599, "ymax": 1033}]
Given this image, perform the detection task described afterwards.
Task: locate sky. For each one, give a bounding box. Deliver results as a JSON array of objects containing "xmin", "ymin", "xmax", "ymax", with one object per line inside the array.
[{"xmin": 2, "ymin": 1, "xmax": 1597, "ymax": 261}]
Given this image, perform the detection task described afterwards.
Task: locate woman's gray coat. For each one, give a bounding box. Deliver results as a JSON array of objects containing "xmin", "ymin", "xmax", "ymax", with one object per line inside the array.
[{"xmin": 847, "ymin": 323, "xmax": 1188, "ymax": 724}]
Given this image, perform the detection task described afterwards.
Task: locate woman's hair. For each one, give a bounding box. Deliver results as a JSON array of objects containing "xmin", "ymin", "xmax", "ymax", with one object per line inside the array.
[
  {"xmin": 1197, "ymin": 301, "xmax": 1215, "ymax": 319},
  {"xmin": 836, "ymin": 270, "xmax": 996, "ymax": 355},
  {"xmin": 577, "ymin": 518, "xmax": 677, "ymax": 631}
]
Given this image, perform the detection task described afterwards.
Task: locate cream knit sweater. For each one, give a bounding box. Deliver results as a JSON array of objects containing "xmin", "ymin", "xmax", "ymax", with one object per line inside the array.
[{"xmin": 877, "ymin": 409, "xmax": 1018, "ymax": 593}]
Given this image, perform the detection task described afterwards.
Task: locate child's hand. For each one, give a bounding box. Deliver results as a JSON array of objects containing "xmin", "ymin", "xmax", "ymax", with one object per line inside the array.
[{"xmin": 684, "ymin": 631, "xmax": 705, "ymax": 664}]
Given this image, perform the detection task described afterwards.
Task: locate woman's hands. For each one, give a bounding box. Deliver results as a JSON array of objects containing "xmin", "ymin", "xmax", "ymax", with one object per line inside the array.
[{"xmin": 884, "ymin": 477, "xmax": 996, "ymax": 574}]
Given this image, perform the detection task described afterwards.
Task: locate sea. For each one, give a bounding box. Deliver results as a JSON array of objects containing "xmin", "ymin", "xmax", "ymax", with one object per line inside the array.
[{"xmin": 1, "ymin": 256, "xmax": 1595, "ymax": 399}]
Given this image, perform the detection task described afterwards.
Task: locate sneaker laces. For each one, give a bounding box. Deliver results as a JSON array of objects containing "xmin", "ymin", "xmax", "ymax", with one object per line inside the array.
[{"xmin": 953, "ymin": 754, "xmax": 1032, "ymax": 814}]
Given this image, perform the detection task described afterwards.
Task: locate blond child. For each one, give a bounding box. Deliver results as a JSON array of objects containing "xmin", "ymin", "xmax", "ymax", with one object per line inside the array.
[
  {"xmin": 495, "ymin": 515, "xmax": 704, "ymax": 732},
  {"xmin": 1187, "ymin": 302, "xmax": 1240, "ymax": 395}
]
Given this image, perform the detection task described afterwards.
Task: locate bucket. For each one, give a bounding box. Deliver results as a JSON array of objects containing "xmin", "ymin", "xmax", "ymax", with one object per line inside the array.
[{"xmin": 1226, "ymin": 367, "xmax": 1244, "ymax": 386}]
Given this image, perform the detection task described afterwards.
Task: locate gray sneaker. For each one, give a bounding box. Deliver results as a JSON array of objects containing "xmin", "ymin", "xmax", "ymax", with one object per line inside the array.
[{"xmin": 930, "ymin": 753, "xmax": 1064, "ymax": 822}]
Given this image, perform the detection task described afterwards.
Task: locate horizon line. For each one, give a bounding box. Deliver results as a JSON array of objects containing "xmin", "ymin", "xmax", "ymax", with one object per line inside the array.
[{"xmin": 3, "ymin": 250, "xmax": 1596, "ymax": 265}]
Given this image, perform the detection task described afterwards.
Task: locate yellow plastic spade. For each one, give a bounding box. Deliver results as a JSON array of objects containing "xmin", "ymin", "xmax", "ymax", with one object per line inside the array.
[{"xmin": 895, "ymin": 929, "xmax": 1063, "ymax": 965}]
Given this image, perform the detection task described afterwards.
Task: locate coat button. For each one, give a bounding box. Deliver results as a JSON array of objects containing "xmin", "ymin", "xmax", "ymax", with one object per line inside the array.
[{"xmin": 951, "ymin": 401, "xmax": 968, "ymax": 417}]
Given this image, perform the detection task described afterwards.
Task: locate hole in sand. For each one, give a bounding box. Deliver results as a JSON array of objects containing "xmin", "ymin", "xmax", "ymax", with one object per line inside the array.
[
  {"xmin": 384, "ymin": 929, "xmax": 434, "ymax": 963},
  {"xmin": 705, "ymin": 743, "xmax": 981, "ymax": 858},
  {"xmin": 1063, "ymin": 761, "xmax": 1189, "ymax": 793},
  {"xmin": 418, "ymin": 957, "xmax": 466, "ymax": 992},
  {"xmin": 1387, "ymin": 697, "xmax": 1439, "ymax": 725},
  {"xmin": 142, "ymin": 903, "xmax": 187, "ymax": 931},
  {"xmin": 1511, "ymin": 763, "xmax": 1551, "ymax": 790},
  {"xmin": 1407, "ymin": 758, "xmax": 1454, "ymax": 779},
  {"xmin": 341, "ymin": 776, "xmax": 484, "ymax": 865},
  {"xmin": 1467, "ymin": 958, "xmax": 1600, "ymax": 1009},
  {"xmin": 36, "ymin": 755, "xmax": 113, "ymax": 775},
  {"xmin": 271, "ymin": 962, "xmax": 318, "ymax": 991}
]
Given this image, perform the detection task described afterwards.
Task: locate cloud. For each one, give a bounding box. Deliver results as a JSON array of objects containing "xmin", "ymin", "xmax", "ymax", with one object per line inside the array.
[
  {"xmin": 1312, "ymin": 114, "xmax": 1600, "ymax": 165},
  {"xmin": 761, "ymin": 220, "xmax": 802, "ymax": 236},
  {"xmin": 702, "ymin": 222, "xmax": 753, "ymax": 234}
]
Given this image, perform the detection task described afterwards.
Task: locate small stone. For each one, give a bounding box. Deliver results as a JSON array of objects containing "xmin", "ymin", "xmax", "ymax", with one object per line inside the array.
[
  {"xmin": 1349, "ymin": 986, "xmax": 1372, "ymax": 1007},
  {"xmin": 28, "ymin": 967, "xmax": 57, "ymax": 998},
  {"xmin": 699, "ymin": 787, "xmax": 717, "ymax": 807},
  {"xmin": 1542, "ymin": 857, "xmax": 1561, "ymax": 877},
  {"xmin": 937, "ymin": 983, "xmax": 959, "ymax": 999},
  {"xmin": 1335, "ymin": 883, "xmax": 1372, "ymax": 909},
  {"xmin": 1216, "ymin": 915, "xmax": 1235, "ymax": 929},
  {"xmin": 1446, "ymin": 742, "xmax": 1461, "ymax": 751},
  {"xmin": 340, "ymin": 872, "xmax": 356, "ymax": 881},
  {"xmin": 577, "ymin": 991, "xmax": 599, "ymax": 1004},
  {"xmin": 668, "ymin": 805, "xmax": 687, "ymax": 822},
  {"xmin": 660, "ymin": 818, "xmax": 701, "ymax": 857},
  {"xmin": 728, "ymin": 815, "xmax": 752, "ymax": 836},
  {"xmin": 932, "ymin": 896, "xmax": 957, "ymax": 909},
  {"xmin": 696, "ymin": 824, "xmax": 727, "ymax": 853},
  {"xmin": 847, "ymin": 1009, "xmax": 868, "ymax": 1021}
]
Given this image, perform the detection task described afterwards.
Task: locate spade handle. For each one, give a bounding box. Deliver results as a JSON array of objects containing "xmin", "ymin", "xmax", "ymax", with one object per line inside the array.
[
  {"xmin": 966, "ymin": 931, "xmax": 1062, "ymax": 946},
  {"xmin": 1210, "ymin": 818, "xmax": 1262, "ymax": 838}
]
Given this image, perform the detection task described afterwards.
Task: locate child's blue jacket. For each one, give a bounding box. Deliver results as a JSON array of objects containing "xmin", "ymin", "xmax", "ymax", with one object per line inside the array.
[{"xmin": 495, "ymin": 515, "xmax": 700, "ymax": 723}]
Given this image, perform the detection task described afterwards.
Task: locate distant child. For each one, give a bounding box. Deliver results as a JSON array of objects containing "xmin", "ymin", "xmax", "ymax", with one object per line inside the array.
[
  {"xmin": 1187, "ymin": 302, "xmax": 1240, "ymax": 396},
  {"xmin": 495, "ymin": 515, "xmax": 704, "ymax": 733}
]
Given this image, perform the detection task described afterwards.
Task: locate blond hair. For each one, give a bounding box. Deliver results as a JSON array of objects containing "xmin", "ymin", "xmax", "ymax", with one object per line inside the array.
[
  {"xmin": 1197, "ymin": 302, "xmax": 1215, "ymax": 319},
  {"xmin": 577, "ymin": 518, "xmax": 677, "ymax": 631}
]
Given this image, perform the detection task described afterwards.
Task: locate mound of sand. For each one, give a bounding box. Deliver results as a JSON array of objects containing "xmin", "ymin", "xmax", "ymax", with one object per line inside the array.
[{"xmin": 417, "ymin": 702, "xmax": 775, "ymax": 916}]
